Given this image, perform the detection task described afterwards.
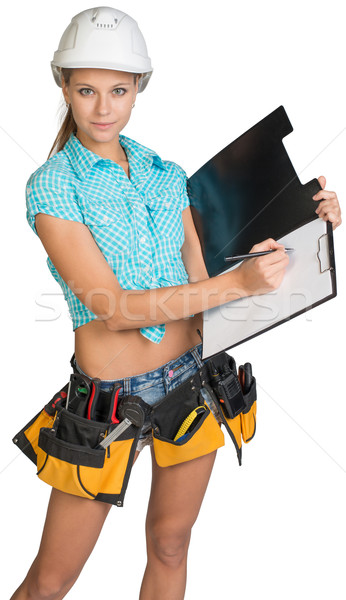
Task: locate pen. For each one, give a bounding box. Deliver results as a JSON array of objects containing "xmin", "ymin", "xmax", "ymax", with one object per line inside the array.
[{"xmin": 224, "ymin": 248, "xmax": 295, "ymax": 262}]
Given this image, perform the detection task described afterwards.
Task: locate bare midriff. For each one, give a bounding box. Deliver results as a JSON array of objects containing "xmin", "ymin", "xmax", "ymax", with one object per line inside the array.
[{"xmin": 74, "ymin": 313, "xmax": 203, "ymax": 380}]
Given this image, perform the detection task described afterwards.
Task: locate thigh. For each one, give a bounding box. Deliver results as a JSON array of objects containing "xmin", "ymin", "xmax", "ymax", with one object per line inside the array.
[
  {"xmin": 31, "ymin": 488, "xmax": 112, "ymax": 579},
  {"xmin": 30, "ymin": 450, "xmax": 141, "ymax": 581},
  {"xmin": 146, "ymin": 449, "xmax": 217, "ymax": 534}
]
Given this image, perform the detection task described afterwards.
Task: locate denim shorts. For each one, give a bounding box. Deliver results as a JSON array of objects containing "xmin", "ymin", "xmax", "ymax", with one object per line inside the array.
[{"xmin": 73, "ymin": 343, "xmax": 218, "ymax": 452}]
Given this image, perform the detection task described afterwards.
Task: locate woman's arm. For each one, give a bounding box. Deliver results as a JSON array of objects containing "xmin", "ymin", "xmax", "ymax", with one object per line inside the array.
[{"xmin": 35, "ymin": 213, "xmax": 289, "ymax": 332}]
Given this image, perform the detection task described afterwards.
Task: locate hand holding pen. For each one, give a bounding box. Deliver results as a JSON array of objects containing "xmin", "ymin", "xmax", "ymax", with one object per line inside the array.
[{"xmin": 230, "ymin": 238, "xmax": 291, "ymax": 296}]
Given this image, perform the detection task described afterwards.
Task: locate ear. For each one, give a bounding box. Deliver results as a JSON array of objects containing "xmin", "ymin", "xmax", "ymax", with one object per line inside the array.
[{"xmin": 134, "ymin": 74, "xmax": 140, "ymax": 95}]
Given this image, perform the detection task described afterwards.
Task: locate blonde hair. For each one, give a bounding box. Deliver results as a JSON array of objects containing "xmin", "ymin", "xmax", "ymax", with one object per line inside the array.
[{"xmin": 48, "ymin": 68, "xmax": 140, "ymax": 159}]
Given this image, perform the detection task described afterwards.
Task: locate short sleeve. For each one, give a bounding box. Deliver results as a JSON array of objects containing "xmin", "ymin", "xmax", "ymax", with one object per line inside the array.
[
  {"xmin": 173, "ymin": 164, "xmax": 190, "ymax": 212},
  {"xmin": 26, "ymin": 168, "xmax": 84, "ymax": 236}
]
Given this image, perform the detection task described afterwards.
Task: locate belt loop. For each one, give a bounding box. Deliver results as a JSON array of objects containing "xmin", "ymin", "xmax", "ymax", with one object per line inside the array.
[
  {"xmin": 190, "ymin": 345, "xmax": 204, "ymax": 369},
  {"xmin": 123, "ymin": 378, "xmax": 131, "ymax": 395}
]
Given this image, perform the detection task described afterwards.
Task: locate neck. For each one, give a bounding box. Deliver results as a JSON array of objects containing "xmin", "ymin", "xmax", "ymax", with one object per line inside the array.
[{"xmin": 76, "ymin": 130, "xmax": 126, "ymax": 163}]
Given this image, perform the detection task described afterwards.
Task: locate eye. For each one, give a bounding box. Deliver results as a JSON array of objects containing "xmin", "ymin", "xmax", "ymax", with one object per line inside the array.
[
  {"xmin": 113, "ymin": 88, "xmax": 126, "ymax": 96},
  {"xmin": 78, "ymin": 88, "xmax": 94, "ymax": 96}
]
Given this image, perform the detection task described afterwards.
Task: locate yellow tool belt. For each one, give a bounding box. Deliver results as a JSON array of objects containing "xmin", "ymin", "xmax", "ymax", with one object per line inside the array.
[
  {"xmin": 151, "ymin": 370, "xmax": 225, "ymax": 467},
  {"xmin": 12, "ymin": 380, "xmax": 145, "ymax": 507},
  {"xmin": 151, "ymin": 354, "xmax": 256, "ymax": 468},
  {"xmin": 13, "ymin": 351, "xmax": 257, "ymax": 506}
]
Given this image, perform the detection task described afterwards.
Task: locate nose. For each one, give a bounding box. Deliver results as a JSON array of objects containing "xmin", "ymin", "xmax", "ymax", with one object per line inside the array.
[{"xmin": 95, "ymin": 93, "xmax": 111, "ymax": 115}]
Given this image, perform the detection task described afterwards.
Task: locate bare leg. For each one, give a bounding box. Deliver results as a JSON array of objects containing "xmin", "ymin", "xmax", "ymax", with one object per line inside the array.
[
  {"xmin": 11, "ymin": 451, "xmax": 140, "ymax": 600},
  {"xmin": 10, "ymin": 488, "xmax": 111, "ymax": 600},
  {"xmin": 139, "ymin": 449, "xmax": 217, "ymax": 600}
]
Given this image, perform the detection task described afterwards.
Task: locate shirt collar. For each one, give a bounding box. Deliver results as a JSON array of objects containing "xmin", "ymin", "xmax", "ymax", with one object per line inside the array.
[
  {"xmin": 63, "ymin": 133, "xmax": 103, "ymax": 179},
  {"xmin": 63, "ymin": 132, "xmax": 167, "ymax": 180},
  {"xmin": 119, "ymin": 134, "xmax": 167, "ymax": 172}
]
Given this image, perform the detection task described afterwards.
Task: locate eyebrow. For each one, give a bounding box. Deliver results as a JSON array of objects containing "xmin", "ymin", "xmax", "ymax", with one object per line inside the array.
[{"xmin": 73, "ymin": 82, "xmax": 131, "ymax": 87}]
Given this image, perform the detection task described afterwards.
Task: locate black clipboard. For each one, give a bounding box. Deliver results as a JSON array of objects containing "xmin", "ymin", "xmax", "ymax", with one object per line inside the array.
[{"xmin": 187, "ymin": 106, "xmax": 337, "ymax": 358}]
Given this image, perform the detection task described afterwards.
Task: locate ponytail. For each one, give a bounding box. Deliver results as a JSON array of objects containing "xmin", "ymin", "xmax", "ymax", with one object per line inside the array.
[{"xmin": 47, "ymin": 68, "xmax": 76, "ymax": 159}]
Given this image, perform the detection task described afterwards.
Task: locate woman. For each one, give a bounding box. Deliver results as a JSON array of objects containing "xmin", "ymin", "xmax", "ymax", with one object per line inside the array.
[{"xmin": 12, "ymin": 7, "xmax": 341, "ymax": 600}]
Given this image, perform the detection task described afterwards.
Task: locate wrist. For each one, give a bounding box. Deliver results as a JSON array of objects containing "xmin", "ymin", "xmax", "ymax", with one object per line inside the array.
[
  {"xmin": 229, "ymin": 266, "xmax": 250, "ymax": 300},
  {"xmin": 215, "ymin": 268, "xmax": 250, "ymax": 304}
]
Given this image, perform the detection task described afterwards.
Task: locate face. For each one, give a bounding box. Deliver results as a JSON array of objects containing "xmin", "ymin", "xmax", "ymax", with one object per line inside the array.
[{"xmin": 62, "ymin": 68, "xmax": 138, "ymax": 152}]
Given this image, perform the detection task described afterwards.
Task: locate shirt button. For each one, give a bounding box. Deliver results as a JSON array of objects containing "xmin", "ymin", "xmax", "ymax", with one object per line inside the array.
[
  {"xmin": 144, "ymin": 265, "xmax": 150, "ymax": 272},
  {"xmin": 140, "ymin": 236, "xmax": 146, "ymax": 243},
  {"xmin": 103, "ymin": 216, "xmax": 109, "ymax": 223}
]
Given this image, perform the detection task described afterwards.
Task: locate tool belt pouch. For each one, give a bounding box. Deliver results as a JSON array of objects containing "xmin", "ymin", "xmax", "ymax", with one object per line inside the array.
[
  {"xmin": 151, "ymin": 371, "xmax": 225, "ymax": 468},
  {"xmin": 36, "ymin": 407, "xmax": 140, "ymax": 506},
  {"xmin": 204, "ymin": 353, "xmax": 257, "ymax": 465},
  {"xmin": 239, "ymin": 374, "xmax": 257, "ymax": 444},
  {"xmin": 13, "ymin": 381, "xmax": 142, "ymax": 507}
]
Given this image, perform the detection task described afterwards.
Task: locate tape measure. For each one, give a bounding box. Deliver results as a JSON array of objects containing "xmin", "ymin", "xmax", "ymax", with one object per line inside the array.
[{"xmin": 173, "ymin": 405, "xmax": 207, "ymax": 442}]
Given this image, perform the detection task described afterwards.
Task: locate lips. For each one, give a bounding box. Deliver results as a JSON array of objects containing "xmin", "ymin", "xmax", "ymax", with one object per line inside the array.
[{"xmin": 91, "ymin": 122, "xmax": 115, "ymax": 129}]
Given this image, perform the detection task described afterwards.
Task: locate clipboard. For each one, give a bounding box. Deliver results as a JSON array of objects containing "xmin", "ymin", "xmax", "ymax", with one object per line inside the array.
[{"xmin": 187, "ymin": 106, "xmax": 337, "ymax": 359}]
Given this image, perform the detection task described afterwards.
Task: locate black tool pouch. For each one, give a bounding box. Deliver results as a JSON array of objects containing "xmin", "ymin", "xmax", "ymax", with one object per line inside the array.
[
  {"xmin": 151, "ymin": 370, "xmax": 225, "ymax": 467},
  {"xmin": 204, "ymin": 352, "xmax": 257, "ymax": 465},
  {"xmin": 13, "ymin": 379, "xmax": 144, "ymax": 507}
]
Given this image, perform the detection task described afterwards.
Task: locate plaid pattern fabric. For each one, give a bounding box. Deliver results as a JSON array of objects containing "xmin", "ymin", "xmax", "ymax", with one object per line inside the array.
[{"xmin": 26, "ymin": 133, "xmax": 190, "ymax": 343}]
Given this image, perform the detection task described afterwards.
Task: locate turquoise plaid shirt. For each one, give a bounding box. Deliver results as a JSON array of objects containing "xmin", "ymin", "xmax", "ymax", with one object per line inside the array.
[{"xmin": 26, "ymin": 133, "xmax": 190, "ymax": 343}]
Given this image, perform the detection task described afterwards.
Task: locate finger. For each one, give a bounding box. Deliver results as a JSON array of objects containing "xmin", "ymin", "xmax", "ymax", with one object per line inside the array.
[
  {"xmin": 317, "ymin": 175, "xmax": 326, "ymax": 190},
  {"xmin": 251, "ymin": 238, "xmax": 284, "ymax": 253},
  {"xmin": 317, "ymin": 208, "xmax": 342, "ymax": 229},
  {"xmin": 319, "ymin": 210, "xmax": 338, "ymax": 223},
  {"xmin": 315, "ymin": 198, "xmax": 340, "ymax": 215},
  {"xmin": 315, "ymin": 199, "xmax": 340, "ymax": 215},
  {"xmin": 312, "ymin": 190, "xmax": 337, "ymax": 202},
  {"xmin": 332, "ymin": 216, "xmax": 342, "ymax": 230},
  {"xmin": 258, "ymin": 259, "xmax": 289, "ymax": 290},
  {"xmin": 266, "ymin": 256, "xmax": 290, "ymax": 278},
  {"xmin": 257, "ymin": 249, "xmax": 290, "ymax": 268}
]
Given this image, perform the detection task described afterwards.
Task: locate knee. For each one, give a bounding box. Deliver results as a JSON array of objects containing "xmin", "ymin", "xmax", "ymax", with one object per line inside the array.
[
  {"xmin": 147, "ymin": 522, "xmax": 191, "ymax": 569},
  {"xmin": 25, "ymin": 567, "xmax": 77, "ymax": 600}
]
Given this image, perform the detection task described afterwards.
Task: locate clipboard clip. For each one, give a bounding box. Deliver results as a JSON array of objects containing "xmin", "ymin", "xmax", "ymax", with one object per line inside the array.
[{"xmin": 317, "ymin": 233, "xmax": 333, "ymax": 273}]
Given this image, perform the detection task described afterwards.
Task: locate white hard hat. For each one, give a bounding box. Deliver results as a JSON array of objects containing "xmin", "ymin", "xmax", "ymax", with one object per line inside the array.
[{"xmin": 51, "ymin": 6, "xmax": 153, "ymax": 92}]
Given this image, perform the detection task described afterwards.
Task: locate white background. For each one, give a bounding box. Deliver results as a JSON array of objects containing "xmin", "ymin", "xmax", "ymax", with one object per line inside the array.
[{"xmin": 1, "ymin": 0, "xmax": 345, "ymax": 598}]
